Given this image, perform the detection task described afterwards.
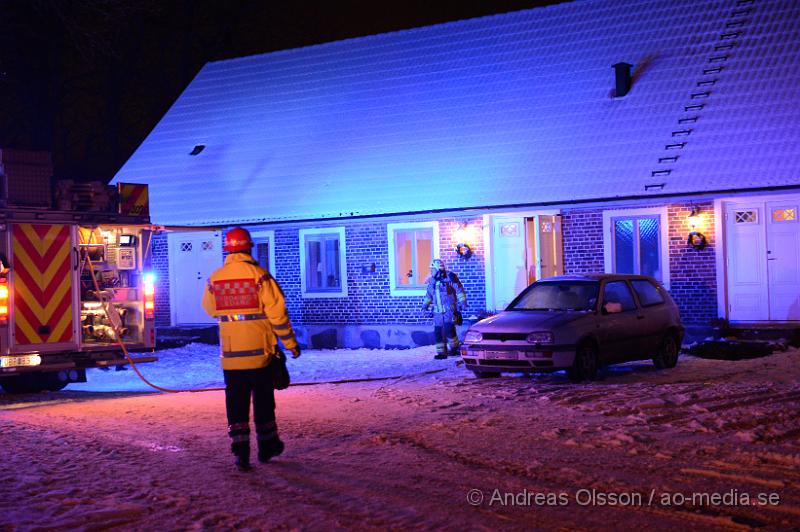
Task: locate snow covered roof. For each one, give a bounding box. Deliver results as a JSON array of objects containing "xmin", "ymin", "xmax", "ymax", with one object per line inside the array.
[{"xmin": 112, "ymin": 0, "xmax": 800, "ymax": 226}]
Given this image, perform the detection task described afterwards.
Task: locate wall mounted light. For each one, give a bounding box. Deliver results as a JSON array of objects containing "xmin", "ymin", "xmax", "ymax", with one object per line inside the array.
[
  {"xmin": 454, "ymin": 222, "xmax": 474, "ymax": 259},
  {"xmin": 687, "ymin": 205, "xmax": 707, "ymax": 250}
]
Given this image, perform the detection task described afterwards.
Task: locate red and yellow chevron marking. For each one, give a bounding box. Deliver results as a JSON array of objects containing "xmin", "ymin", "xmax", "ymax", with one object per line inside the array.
[
  {"xmin": 12, "ymin": 224, "xmax": 74, "ymax": 345},
  {"xmin": 118, "ymin": 182, "xmax": 149, "ymax": 216}
]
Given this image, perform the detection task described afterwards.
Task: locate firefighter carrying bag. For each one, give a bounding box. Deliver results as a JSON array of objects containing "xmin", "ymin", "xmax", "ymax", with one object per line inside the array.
[{"xmin": 271, "ymin": 350, "xmax": 290, "ymax": 390}]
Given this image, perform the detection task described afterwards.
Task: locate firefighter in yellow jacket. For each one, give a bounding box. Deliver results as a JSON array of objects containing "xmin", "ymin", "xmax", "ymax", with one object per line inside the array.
[{"xmin": 202, "ymin": 227, "xmax": 300, "ymax": 471}]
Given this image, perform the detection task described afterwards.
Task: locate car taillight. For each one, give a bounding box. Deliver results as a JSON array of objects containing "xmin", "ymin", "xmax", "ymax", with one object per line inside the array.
[
  {"xmin": 0, "ymin": 279, "xmax": 8, "ymax": 323},
  {"xmin": 143, "ymin": 273, "xmax": 155, "ymax": 319}
]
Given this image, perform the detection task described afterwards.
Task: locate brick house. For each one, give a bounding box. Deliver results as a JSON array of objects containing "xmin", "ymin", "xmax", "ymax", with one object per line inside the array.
[{"xmin": 114, "ymin": 0, "xmax": 800, "ymax": 347}]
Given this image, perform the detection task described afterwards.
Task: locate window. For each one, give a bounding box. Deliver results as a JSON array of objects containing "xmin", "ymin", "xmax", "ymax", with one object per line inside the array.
[
  {"xmin": 772, "ymin": 207, "xmax": 797, "ymax": 222},
  {"xmin": 250, "ymin": 230, "xmax": 275, "ymax": 274},
  {"xmin": 299, "ymin": 227, "xmax": 347, "ymax": 298},
  {"xmin": 631, "ymin": 279, "xmax": 665, "ymax": 307},
  {"xmin": 603, "ymin": 207, "xmax": 670, "ymax": 288},
  {"xmin": 602, "ymin": 281, "xmax": 637, "ymax": 312},
  {"xmin": 387, "ymin": 222, "xmax": 439, "ymax": 296}
]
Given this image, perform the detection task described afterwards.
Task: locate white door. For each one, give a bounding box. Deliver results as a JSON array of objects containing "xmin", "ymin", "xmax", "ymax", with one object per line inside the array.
[
  {"xmin": 726, "ymin": 199, "xmax": 800, "ymax": 321},
  {"xmin": 169, "ymin": 231, "xmax": 221, "ymax": 325},
  {"xmin": 766, "ymin": 201, "xmax": 800, "ymax": 320},
  {"xmin": 491, "ymin": 216, "xmax": 528, "ymax": 310},
  {"xmin": 726, "ymin": 204, "xmax": 769, "ymax": 321}
]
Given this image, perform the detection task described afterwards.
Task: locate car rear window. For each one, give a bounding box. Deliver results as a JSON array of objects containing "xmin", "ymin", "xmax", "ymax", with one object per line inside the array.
[
  {"xmin": 631, "ymin": 279, "xmax": 665, "ymax": 306},
  {"xmin": 509, "ymin": 281, "xmax": 599, "ymax": 311}
]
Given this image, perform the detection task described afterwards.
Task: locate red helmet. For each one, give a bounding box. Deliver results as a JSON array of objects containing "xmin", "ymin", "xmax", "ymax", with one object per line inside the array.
[{"xmin": 224, "ymin": 227, "xmax": 253, "ymax": 252}]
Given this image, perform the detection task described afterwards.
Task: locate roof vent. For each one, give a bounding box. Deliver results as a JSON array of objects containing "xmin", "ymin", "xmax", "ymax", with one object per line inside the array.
[
  {"xmin": 189, "ymin": 144, "xmax": 205, "ymax": 156},
  {"xmin": 612, "ymin": 62, "xmax": 633, "ymax": 97}
]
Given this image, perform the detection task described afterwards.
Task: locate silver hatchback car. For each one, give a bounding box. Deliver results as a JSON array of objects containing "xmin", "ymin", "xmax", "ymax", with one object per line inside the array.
[{"xmin": 461, "ymin": 274, "xmax": 684, "ymax": 381}]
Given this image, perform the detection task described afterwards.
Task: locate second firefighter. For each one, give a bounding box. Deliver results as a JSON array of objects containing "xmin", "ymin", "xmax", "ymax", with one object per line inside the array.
[{"xmin": 422, "ymin": 259, "xmax": 467, "ymax": 359}]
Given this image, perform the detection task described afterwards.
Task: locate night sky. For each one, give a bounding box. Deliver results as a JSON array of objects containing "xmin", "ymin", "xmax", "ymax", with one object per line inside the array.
[{"xmin": 0, "ymin": 0, "xmax": 562, "ymax": 184}]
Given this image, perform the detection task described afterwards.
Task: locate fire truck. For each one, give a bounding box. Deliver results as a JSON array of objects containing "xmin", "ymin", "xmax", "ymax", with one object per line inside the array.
[{"xmin": 0, "ymin": 149, "xmax": 157, "ymax": 393}]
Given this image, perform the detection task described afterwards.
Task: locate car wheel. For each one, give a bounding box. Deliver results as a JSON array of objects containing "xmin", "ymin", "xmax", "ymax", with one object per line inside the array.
[
  {"xmin": 653, "ymin": 334, "xmax": 679, "ymax": 369},
  {"xmin": 472, "ymin": 370, "xmax": 500, "ymax": 379},
  {"xmin": 567, "ymin": 343, "xmax": 599, "ymax": 382}
]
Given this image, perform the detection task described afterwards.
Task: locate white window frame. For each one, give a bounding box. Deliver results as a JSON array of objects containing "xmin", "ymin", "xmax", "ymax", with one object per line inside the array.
[
  {"xmin": 250, "ymin": 229, "xmax": 276, "ymax": 275},
  {"xmin": 299, "ymin": 227, "xmax": 347, "ymax": 298},
  {"xmin": 603, "ymin": 206, "xmax": 670, "ymax": 289},
  {"xmin": 387, "ymin": 221, "xmax": 439, "ymax": 297}
]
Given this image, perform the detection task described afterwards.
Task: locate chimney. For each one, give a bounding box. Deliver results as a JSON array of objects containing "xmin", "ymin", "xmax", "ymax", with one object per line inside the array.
[{"xmin": 613, "ymin": 62, "xmax": 633, "ymax": 97}]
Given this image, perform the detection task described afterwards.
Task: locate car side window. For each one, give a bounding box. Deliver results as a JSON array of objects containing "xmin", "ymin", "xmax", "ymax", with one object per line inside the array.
[
  {"xmin": 631, "ymin": 279, "xmax": 665, "ymax": 307},
  {"xmin": 602, "ymin": 281, "xmax": 637, "ymax": 312}
]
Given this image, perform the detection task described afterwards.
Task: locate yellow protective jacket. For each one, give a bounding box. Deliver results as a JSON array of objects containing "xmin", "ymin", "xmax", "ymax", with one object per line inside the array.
[{"xmin": 202, "ymin": 253, "xmax": 298, "ymax": 370}]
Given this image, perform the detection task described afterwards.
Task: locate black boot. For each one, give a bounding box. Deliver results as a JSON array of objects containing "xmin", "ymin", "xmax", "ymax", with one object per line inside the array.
[
  {"xmin": 258, "ymin": 438, "xmax": 284, "ymax": 463},
  {"xmin": 235, "ymin": 454, "xmax": 252, "ymax": 472},
  {"xmin": 231, "ymin": 440, "xmax": 251, "ymax": 471}
]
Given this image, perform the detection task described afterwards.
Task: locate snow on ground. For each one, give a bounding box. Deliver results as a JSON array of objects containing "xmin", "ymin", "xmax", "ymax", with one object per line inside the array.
[
  {"xmin": 2, "ymin": 346, "xmax": 800, "ymax": 530},
  {"xmin": 65, "ymin": 343, "xmax": 452, "ymax": 393}
]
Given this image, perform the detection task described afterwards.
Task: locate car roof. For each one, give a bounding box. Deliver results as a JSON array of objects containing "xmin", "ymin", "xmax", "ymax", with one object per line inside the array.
[{"xmin": 535, "ymin": 274, "xmax": 659, "ymax": 283}]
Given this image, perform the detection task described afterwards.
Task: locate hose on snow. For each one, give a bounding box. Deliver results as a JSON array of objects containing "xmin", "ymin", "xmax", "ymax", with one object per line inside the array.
[{"xmin": 84, "ymin": 253, "xmax": 448, "ymax": 392}]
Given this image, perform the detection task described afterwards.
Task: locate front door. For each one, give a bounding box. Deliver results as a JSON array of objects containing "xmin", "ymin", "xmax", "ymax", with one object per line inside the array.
[
  {"xmin": 726, "ymin": 198, "xmax": 800, "ymax": 321},
  {"xmin": 766, "ymin": 201, "xmax": 800, "ymax": 320},
  {"xmin": 169, "ymin": 231, "xmax": 221, "ymax": 325},
  {"xmin": 490, "ymin": 214, "xmax": 563, "ymax": 311},
  {"xmin": 491, "ymin": 216, "xmax": 527, "ymax": 311}
]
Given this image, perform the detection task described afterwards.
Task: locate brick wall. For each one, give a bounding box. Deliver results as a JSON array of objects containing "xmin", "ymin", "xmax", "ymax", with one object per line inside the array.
[
  {"xmin": 270, "ymin": 216, "xmax": 486, "ymax": 325},
  {"xmin": 667, "ymin": 201, "xmax": 717, "ymax": 325},
  {"xmin": 562, "ymin": 209, "xmax": 604, "ymax": 273},
  {"xmin": 154, "ymin": 203, "xmax": 718, "ymax": 329},
  {"xmin": 562, "ymin": 201, "xmax": 718, "ymax": 325}
]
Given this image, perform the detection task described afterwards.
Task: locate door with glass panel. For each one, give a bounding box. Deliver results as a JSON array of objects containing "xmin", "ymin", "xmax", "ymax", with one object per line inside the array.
[{"xmin": 725, "ymin": 199, "xmax": 800, "ymax": 321}]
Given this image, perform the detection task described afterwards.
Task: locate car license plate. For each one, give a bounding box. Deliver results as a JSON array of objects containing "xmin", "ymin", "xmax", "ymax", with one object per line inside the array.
[
  {"xmin": 0, "ymin": 354, "xmax": 42, "ymax": 368},
  {"xmin": 485, "ymin": 351, "xmax": 517, "ymax": 360}
]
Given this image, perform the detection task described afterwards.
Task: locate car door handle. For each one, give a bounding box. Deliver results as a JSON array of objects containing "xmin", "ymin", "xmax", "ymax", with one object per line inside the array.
[
  {"xmin": 767, "ymin": 258, "xmax": 777, "ymax": 261},
  {"xmin": 636, "ymin": 315, "xmax": 645, "ymax": 320}
]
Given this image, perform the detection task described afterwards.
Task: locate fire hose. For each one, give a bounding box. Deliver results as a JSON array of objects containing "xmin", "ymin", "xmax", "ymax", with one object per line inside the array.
[{"xmin": 83, "ymin": 255, "xmax": 447, "ymax": 393}]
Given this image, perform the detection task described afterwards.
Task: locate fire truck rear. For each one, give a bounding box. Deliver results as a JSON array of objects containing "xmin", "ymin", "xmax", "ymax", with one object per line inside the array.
[{"xmin": 0, "ymin": 149, "xmax": 157, "ymax": 393}]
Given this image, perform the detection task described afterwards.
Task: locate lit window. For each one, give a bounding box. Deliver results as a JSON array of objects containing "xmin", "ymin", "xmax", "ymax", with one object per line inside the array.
[
  {"xmin": 388, "ymin": 222, "xmax": 439, "ymax": 296},
  {"xmin": 603, "ymin": 207, "xmax": 670, "ymax": 287},
  {"xmin": 735, "ymin": 210, "xmax": 758, "ymax": 224},
  {"xmin": 299, "ymin": 227, "xmax": 347, "ymax": 298},
  {"xmin": 250, "ymin": 230, "xmax": 275, "ymax": 274},
  {"xmin": 772, "ymin": 208, "xmax": 797, "ymax": 222}
]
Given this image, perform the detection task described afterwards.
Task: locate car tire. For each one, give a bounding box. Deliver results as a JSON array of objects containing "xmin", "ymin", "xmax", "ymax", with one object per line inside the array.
[
  {"xmin": 653, "ymin": 334, "xmax": 679, "ymax": 369},
  {"xmin": 567, "ymin": 342, "xmax": 599, "ymax": 383},
  {"xmin": 472, "ymin": 370, "xmax": 500, "ymax": 379}
]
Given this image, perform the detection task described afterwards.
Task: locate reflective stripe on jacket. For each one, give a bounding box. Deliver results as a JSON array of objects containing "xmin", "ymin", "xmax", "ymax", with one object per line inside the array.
[
  {"xmin": 202, "ymin": 253, "xmax": 298, "ymax": 370},
  {"xmin": 422, "ymin": 271, "xmax": 467, "ymax": 320}
]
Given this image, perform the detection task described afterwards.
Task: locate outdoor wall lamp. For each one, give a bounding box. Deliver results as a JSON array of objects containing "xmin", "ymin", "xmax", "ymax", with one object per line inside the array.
[
  {"xmin": 454, "ymin": 222, "xmax": 474, "ymax": 259},
  {"xmin": 687, "ymin": 205, "xmax": 707, "ymax": 250}
]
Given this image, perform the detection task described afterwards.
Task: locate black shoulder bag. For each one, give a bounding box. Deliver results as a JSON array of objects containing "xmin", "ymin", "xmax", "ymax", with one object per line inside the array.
[{"xmin": 271, "ymin": 349, "xmax": 290, "ymax": 390}]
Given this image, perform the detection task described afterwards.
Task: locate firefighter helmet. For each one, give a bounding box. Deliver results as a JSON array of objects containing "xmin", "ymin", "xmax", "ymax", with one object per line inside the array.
[
  {"xmin": 430, "ymin": 258, "xmax": 445, "ymax": 270},
  {"xmin": 224, "ymin": 227, "xmax": 253, "ymax": 252}
]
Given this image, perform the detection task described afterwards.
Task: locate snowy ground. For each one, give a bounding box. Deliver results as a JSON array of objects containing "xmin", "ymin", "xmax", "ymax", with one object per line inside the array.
[{"xmin": 2, "ymin": 345, "xmax": 800, "ymax": 531}]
